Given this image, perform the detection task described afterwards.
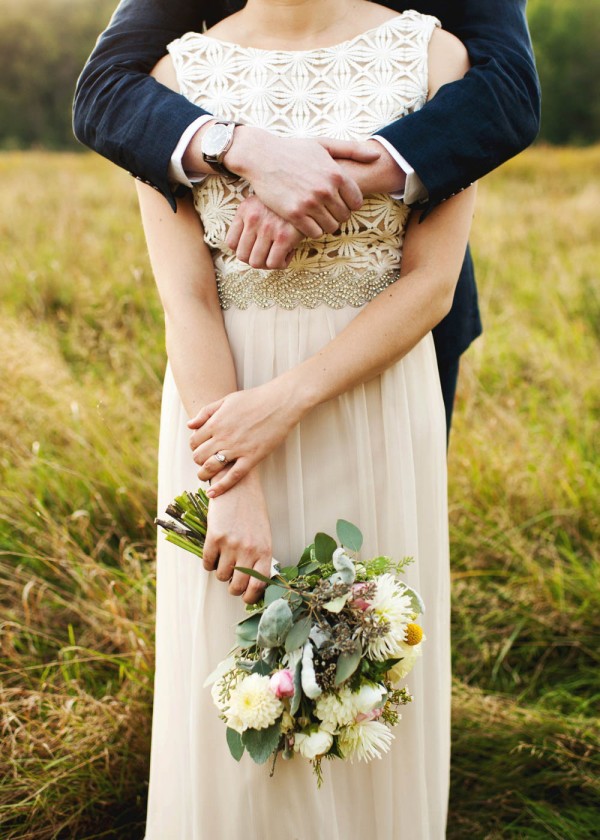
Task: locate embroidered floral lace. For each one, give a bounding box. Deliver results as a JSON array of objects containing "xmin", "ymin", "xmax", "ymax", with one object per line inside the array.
[{"xmin": 168, "ymin": 11, "xmax": 440, "ymax": 310}]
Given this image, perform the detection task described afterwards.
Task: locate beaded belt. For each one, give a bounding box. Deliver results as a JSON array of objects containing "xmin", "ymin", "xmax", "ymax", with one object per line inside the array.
[{"xmin": 216, "ymin": 266, "xmax": 399, "ymax": 311}]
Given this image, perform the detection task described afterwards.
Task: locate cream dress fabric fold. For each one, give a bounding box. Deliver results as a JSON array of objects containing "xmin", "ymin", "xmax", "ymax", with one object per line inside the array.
[{"xmin": 145, "ymin": 12, "xmax": 450, "ymax": 839}]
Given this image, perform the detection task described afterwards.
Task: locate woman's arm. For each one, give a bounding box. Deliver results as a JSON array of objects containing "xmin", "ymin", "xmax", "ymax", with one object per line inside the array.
[
  {"xmin": 136, "ymin": 57, "xmax": 272, "ymax": 603},
  {"xmin": 188, "ymin": 28, "xmax": 477, "ymax": 494}
]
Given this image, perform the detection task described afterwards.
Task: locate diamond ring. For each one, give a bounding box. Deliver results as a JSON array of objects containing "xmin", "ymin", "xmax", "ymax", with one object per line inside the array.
[{"xmin": 214, "ymin": 452, "xmax": 230, "ymax": 465}]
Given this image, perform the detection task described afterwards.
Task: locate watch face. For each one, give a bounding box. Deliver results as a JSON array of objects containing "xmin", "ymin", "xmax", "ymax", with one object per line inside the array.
[{"xmin": 203, "ymin": 123, "xmax": 231, "ymax": 157}]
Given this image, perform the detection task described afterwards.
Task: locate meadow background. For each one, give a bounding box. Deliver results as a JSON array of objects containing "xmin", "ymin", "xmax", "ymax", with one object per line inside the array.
[{"xmin": 1, "ymin": 1, "xmax": 599, "ymax": 839}]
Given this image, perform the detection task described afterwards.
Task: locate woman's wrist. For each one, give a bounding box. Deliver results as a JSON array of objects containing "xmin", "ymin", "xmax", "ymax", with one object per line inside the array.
[{"xmin": 276, "ymin": 362, "xmax": 326, "ymax": 421}]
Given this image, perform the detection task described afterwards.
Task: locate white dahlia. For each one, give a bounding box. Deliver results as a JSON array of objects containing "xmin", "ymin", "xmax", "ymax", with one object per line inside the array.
[
  {"xmin": 314, "ymin": 686, "xmax": 356, "ymax": 731},
  {"xmin": 338, "ymin": 719, "xmax": 394, "ymax": 763},
  {"xmin": 224, "ymin": 673, "xmax": 283, "ymax": 734},
  {"xmin": 364, "ymin": 574, "xmax": 413, "ymax": 660},
  {"xmin": 315, "ymin": 683, "xmax": 387, "ymax": 732}
]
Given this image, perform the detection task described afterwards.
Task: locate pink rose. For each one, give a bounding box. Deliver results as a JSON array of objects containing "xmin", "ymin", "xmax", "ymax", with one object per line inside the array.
[{"xmin": 269, "ymin": 668, "xmax": 295, "ymax": 699}]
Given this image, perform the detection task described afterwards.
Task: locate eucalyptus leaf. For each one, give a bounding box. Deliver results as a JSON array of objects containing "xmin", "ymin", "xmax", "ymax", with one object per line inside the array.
[
  {"xmin": 251, "ymin": 658, "xmax": 273, "ymax": 676},
  {"xmin": 279, "ymin": 565, "xmax": 299, "ymax": 581},
  {"xmin": 233, "ymin": 566, "xmax": 273, "ymax": 585},
  {"xmin": 323, "ymin": 593, "xmax": 350, "ymax": 613},
  {"xmin": 284, "ymin": 615, "xmax": 312, "ymax": 652},
  {"xmin": 202, "ymin": 655, "xmax": 235, "ymax": 687},
  {"xmin": 335, "ymin": 642, "xmax": 363, "ymax": 685},
  {"xmin": 235, "ymin": 613, "xmax": 261, "ymax": 646},
  {"xmin": 336, "ymin": 519, "xmax": 363, "ymax": 552},
  {"xmin": 242, "ymin": 719, "xmax": 282, "ymax": 765},
  {"xmin": 300, "ymin": 560, "xmax": 320, "ymax": 575},
  {"xmin": 289, "ymin": 592, "xmax": 304, "ymax": 609},
  {"xmin": 314, "ymin": 532, "xmax": 337, "ymax": 566},
  {"xmin": 264, "ymin": 584, "xmax": 287, "ymax": 606},
  {"xmin": 238, "ymin": 605, "xmax": 266, "ymax": 623},
  {"xmin": 298, "ymin": 544, "xmax": 314, "ymax": 567},
  {"xmin": 226, "ymin": 728, "xmax": 245, "ymax": 762},
  {"xmin": 257, "ymin": 599, "xmax": 293, "ymax": 648}
]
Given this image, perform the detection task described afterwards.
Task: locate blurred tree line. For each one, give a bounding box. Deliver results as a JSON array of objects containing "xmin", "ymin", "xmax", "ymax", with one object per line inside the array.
[{"xmin": 0, "ymin": 0, "xmax": 598, "ymax": 150}]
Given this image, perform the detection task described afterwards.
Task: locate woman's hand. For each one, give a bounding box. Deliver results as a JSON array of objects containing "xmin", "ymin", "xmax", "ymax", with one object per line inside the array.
[
  {"xmin": 203, "ymin": 468, "xmax": 273, "ymax": 604},
  {"xmin": 188, "ymin": 375, "xmax": 303, "ymax": 496}
]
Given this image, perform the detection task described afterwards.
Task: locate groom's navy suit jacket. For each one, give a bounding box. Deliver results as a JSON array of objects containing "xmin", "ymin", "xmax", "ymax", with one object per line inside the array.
[{"xmin": 74, "ymin": 1, "xmax": 540, "ymax": 370}]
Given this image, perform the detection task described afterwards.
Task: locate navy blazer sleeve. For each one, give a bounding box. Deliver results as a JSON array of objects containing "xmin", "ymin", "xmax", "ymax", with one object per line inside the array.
[
  {"xmin": 73, "ymin": 0, "xmax": 218, "ymax": 206},
  {"xmin": 73, "ymin": 0, "xmax": 540, "ymax": 211},
  {"xmin": 380, "ymin": 0, "xmax": 541, "ymax": 211}
]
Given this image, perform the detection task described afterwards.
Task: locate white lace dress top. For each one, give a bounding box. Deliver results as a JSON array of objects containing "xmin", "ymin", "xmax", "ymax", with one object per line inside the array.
[{"xmin": 168, "ymin": 11, "xmax": 440, "ymax": 309}]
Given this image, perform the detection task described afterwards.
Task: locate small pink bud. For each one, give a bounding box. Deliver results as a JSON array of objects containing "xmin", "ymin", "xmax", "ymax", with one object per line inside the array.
[
  {"xmin": 350, "ymin": 583, "xmax": 371, "ymax": 611},
  {"xmin": 355, "ymin": 708, "xmax": 383, "ymax": 723},
  {"xmin": 269, "ymin": 668, "xmax": 295, "ymax": 699}
]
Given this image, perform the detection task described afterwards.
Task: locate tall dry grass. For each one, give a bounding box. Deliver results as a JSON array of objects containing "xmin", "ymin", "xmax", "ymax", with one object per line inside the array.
[{"xmin": 0, "ymin": 148, "xmax": 599, "ymax": 838}]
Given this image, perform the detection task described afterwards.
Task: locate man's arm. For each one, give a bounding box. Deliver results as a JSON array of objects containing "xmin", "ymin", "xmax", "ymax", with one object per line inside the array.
[
  {"xmin": 377, "ymin": 0, "xmax": 540, "ymax": 211},
  {"xmin": 73, "ymin": 0, "xmax": 377, "ymax": 230},
  {"xmin": 73, "ymin": 0, "xmax": 218, "ymax": 208}
]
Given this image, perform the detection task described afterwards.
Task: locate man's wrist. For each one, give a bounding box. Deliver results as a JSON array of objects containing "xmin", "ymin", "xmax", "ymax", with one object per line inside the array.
[
  {"xmin": 371, "ymin": 136, "xmax": 428, "ymax": 205},
  {"xmin": 181, "ymin": 119, "xmax": 219, "ymax": 178},
  {"xmin": 222, "ymin": 125, "xmax": 264, "ymax": 180}
]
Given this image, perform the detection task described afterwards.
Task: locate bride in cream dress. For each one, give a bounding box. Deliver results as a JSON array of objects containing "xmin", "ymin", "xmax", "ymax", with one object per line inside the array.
[{"xmin": 134, "ymin": 2, "xmax": 476, "ymax": 838}]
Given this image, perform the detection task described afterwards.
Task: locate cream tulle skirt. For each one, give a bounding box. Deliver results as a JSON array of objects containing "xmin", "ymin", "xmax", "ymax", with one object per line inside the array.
[{"xmin": 144, "ymin": 304, "xmax": 450, "ymax": 839}]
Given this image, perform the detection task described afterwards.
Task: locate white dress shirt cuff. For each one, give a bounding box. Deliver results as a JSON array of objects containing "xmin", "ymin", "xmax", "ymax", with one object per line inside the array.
[
  {"xmin": 371, "ymin": 135, "xmax": 428, "ymax": 205},
  {"xmin": 168, "ymin": 115, "xmax": 214, "ymax": 187}
]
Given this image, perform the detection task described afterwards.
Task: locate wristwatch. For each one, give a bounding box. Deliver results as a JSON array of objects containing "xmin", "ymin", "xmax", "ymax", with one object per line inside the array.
[{"xmin": 201, "ymin": 120, "xmax": 241, "ymax": 177}]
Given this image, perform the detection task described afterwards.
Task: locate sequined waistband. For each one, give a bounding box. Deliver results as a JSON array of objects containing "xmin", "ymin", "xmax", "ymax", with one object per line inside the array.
[{"xmin": 216, "ymin": 266, "xmax": 399, "ymax": 311}]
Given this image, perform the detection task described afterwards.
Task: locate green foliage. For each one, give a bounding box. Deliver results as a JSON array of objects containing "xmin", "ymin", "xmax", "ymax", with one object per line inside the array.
[
  {"xmin": 284, "ymin": 615, "xmax": 312, "ymax": 652},
  {"xmin": 528, "ymin": 0, "xmax": 600, "ymax": 144},
  {"xmin": 334, "ymin": 642, "xmax": 363, "ymax": 685},
  {"xmin": 0, "ymin": 0, "xmax": 117, "ymax": 150},
  {"xmin": 336, "ymin": 518, "xmax": 363, "ymax": 552},
  {"xmin": 0, "ymin": 0, "xmax": 598, "ymax": 151},
  {"xmin": 226, "ymin": 728, "xmax": 245, "ymax": 762},
  {"xmin": 0, "ymin": 148, "xmax": 598, "ymax": 836},
  {"xmin": 314, "ymin": 531, "xmax": 337, "ymax": 565},
  {"xmin": 241, "ymin": 720, "xmax": 282, "ymax": 765}
]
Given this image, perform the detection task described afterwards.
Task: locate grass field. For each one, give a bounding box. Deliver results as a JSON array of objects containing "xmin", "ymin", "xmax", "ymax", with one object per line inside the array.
[{"xmin": 1, "ymin": 148, "xmax": 599, "ymax": 839}]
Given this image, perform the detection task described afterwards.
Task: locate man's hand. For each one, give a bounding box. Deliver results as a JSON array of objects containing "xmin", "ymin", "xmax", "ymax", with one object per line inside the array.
[
  {"xmin": 334, "ymin": 139, "xmax": 407, "ymax": 196},
  {"xmin": 224, "ymin": 141, "xmax": 408, "ymax": 271},
  {"xmin": 203, "ymin": 468, "xmax": 273, "ymax": 604},
  {"xmin": 185, "ymin": 125, "xmax": 380, "ymax": 238},
  {"xmin": 225, "ymin": 195, "xmax": 304, "ymax": 270}
]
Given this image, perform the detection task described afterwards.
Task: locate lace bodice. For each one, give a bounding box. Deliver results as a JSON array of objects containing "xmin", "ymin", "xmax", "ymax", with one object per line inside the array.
[{"xmin": 168, "ymin": 11, "xmax": 440, "ymax": 309}]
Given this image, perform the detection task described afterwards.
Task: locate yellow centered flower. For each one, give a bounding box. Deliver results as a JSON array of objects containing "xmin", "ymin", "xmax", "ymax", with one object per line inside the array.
[{"xmin": 404, "ymin": 623, "xmax": 423, "ymax": 646}]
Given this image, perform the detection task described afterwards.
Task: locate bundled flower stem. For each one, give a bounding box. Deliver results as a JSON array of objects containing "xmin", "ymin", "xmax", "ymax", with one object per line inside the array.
[
  {"xmin": 155, "ymin": 488, "xmax": 209, "ymax": 558},
  {"xmin": 157, "ymin": 489, "xmax": 426, "ymax": 785}
]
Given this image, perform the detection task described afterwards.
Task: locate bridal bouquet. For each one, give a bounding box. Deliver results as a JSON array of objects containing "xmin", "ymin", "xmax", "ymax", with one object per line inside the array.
[{"xmin": 157, "ymin": 489, "xmax": 425, "ymax": 785}]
